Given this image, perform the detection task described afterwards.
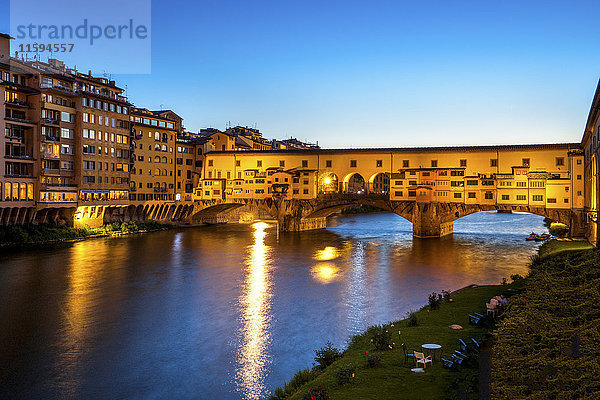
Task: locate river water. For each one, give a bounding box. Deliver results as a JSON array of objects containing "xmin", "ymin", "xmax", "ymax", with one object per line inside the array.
[{"xmin": 0, "ymin": 211, "xmax": 545, "ymax": 399}]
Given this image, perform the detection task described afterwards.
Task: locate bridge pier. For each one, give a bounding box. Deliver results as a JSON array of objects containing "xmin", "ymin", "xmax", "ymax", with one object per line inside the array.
[{"xmin": 410, "ymin": 202, "xmax": 454, "ymax": 238}]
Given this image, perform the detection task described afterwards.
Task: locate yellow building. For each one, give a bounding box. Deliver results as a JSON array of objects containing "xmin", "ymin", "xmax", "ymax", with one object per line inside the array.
[{"xmin": 582, "ymin": 79, "xmax": 600, "ymax": 245}]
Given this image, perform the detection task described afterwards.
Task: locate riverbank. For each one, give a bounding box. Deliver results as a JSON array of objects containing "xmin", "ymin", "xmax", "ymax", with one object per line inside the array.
[
  {"xmin": 490, "ymin": 241, "xmax": 599, "ymax": 398},
  {"xmin": 0, "ymin": 221, "xmax": 174, "ymax": 249},
  {"xmin": 270, "ymin": 281, "xmax": 525, "ymax": 400}
]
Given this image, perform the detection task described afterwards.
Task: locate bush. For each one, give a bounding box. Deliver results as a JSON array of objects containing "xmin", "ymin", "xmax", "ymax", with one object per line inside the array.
[
  {"xmin": 301, "ymin": 386, "xmax": 329, "ymax": 400},
  {"xmin": 314, "ymin": 342, "xmax": 342, "ymax": 371},
  {"xmin": 549, "ymin": 222, "xmax": 569, "ymax": 238},
  {"xmin": 333, "ymin": 364, "xmax": 357, "ymax": 385},
  {"xmin": 407, "ymin": 311, "xmax": 419, "ymax": 327},
  {"xmin": 366, "ymin": 353, "xmax": 382, "ymax": 368},
  {"xmin": 428, "ymin": 292, "xmax": 442, "ymax": 310},
  {"xmin": 510, "ymin": 274, "xmax": 524, "ymax": 282},
  {"xmin": 368, "ymin": 324, "xmax": 393, "ymax": 351}
]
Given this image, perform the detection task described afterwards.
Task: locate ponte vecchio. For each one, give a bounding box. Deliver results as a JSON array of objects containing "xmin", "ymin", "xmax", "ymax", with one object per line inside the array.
[{"xmin": 193, "ymin": 143, "xmax": 585, "ymax": 237}]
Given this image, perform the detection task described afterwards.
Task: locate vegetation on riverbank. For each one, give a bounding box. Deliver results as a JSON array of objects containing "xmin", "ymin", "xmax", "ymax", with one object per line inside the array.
[
  {"xmin": 340, "ymin": 205, "xmax": 385, "ymax": 214},
  {"xmin": 0, "ymin": 220, "xmax": 171, "ymax": 247},
  {"xmin": 270, "ymin": 282, "xmax": 524, "ymax": 400},
  {"xmin": 491, "ymin": 243, "xmax": 600, "ymax": 399}
]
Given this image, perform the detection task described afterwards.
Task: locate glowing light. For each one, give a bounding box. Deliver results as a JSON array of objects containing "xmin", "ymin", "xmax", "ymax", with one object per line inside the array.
[
  {"xmin": 314, "ymin": 246, "xmax": 340, "ymax": 261},
  {"xmin": 311, "ymin": 262, "xmax": 340, "ymax": 283},
  {"xmin": 236, "ymin": 221, "xmax": 272, "ymax": 399},
  {"xmin": 323, "ymin": 177, "xmax": 331, "ymax": 184}
]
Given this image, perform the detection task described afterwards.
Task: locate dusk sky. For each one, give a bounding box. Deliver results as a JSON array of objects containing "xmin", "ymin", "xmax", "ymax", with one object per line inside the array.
[{"xmin": 2, "ymin": 0, "xmax": 600, "ymax": 148}]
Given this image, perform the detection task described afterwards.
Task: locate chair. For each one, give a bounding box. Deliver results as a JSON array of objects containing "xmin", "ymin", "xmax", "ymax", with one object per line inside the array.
[
  {"xmin": 441, "ymin": 357, "xmax": 458, "ymax": 370},
  {"xmin": 414, "ymin": 351, "xmax": 432, "ymax": 368},
  {"xmin": 470, "ymin": 338, "xmax": 480, "ymax": 350},
  {"xmin": 458, "ymin": 338, "xmax": 468, "ymax": 352},
  {"xmin": 402, "ymin": 343, "xmax": 416, "ymax": 364},
  {"xmin": 486, "ymin": 303, "xmax": 497, "ymax": 318},
  {"xmin": 468, "ymin": 314, "xmax": 482, "ymax": 325}
]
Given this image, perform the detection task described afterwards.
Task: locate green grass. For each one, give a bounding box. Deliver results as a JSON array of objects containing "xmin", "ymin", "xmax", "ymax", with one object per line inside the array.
[
  {"xmin": 281, "ymin": 282, "xmax": 526, "ymax": 400},
  {"xmin": 491, "ymin": 248, "xmax": 600, "ymax": 399},
  {"xmin": 537, "ymin": 239, "xmax": 593, "ymax": 259}
]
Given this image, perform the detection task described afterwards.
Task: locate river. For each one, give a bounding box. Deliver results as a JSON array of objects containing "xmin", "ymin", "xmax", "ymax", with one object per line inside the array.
[{"xmin": 0, "ymin": 211, "xmax": 545, "ymax": 399}]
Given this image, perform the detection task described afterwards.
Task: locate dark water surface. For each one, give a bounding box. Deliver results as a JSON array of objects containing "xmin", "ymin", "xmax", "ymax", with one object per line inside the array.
[{"xmin": 0, "ymin": 212, "xmax": 545, "ymax": 399}]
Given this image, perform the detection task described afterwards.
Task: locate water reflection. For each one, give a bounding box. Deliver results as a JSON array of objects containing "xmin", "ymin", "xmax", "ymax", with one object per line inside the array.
[
  {"xmin": 313, "ymin": 246, "xmax": 340, "ymax": 261},
  {"xmin": 311, "ymin": 262, "xmax": 340, "ymax": 283},
  {"xmin": 236, "ymin": 222, "xmax": 272, "ymax": 399}
]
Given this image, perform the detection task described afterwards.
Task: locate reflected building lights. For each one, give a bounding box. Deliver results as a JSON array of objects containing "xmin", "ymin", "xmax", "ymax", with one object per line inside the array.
[
  {"xmin": 314, "ymin": 246, "xmax": 340, "ymax": 261},
  {"xmin": 237, "ymin": 222, "xmax": 272, "ymax": 400},
  {"xmin": 311, "ymin": 262, "xmax": 340, "ymax": 284}
]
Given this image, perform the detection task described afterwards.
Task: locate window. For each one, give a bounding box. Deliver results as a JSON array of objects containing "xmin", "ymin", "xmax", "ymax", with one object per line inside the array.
[
  {"xmin": 402, "ymin": 160, "xmax": 409, "ymax": 168},
  {"xmin": 208, "ymin": 160, "xmax": 213, "ymax": 167},
  {"xmin": 516, "ymin": 195, "xmax": 527, "ymax": 201},
  {"xmin": 325, "ymin": 160, "xmax": 332, "ymax": 168},
  {"xmin": 450, "ymin": 170, "xmax": 464, "ymax": 176},
  {"xmin": 395, "ymin": 181, "xmax": 403, "ymax": 186},
  {"xmin": 502, "ymin": 194, "xmax": 510, "ymax": 200},
  {"xmin": 350, "ymin": 160, "xmax": 357, "ymax": 168},
  {"xmin": 395, "ymin": 191, "xmax": 403, "ymax": 197},
  {"xmin": 279, "ymin": 160, "xmax": 285, "ymax": 167},
  {"xmin": 408, "ymin": 190, "xmax": 416, "ymax": 197},
  {"xmin": 577, "ymin": 159, "xmax": 582, "ymax": 165},
  {"xmin": 453, "ymin": 192, "xmax": 462, "ymax": 198},
  {"xmin": 257, "ymin": 160, "xmax": 262, "ymax": 167},
  {"xmin": 578, "ymin": 191, "xmax": 582, "ymax": 196},
  {"xmin": 555, "ymin": 157, "xmax": 564, "ymax": 166},
  {"xmin": 466, "ymin": 180, "xmax": 478, "ymax": 185},
  {"xmin": 577, "ymin": 174, "xmax": 582, "ymax": 180},
  {"xmin": 459, "ymin": 159, "xmax": 467, "ymax": 167},
  {"xmin": 532, "ymin": 195, "xmax": 543, "ymax": 202},
  {"xmin": 468, "ymin": 192, "xmax": 476, "ymax": 198},
  {"xmin": 516, "ymin": 181, "xmax": 527, "ymax": 187},
  {"xmin": 522, "ymin": 158, "xmax": 530, "ymax": 167},
  {"xmin": 235, "ymin": 160, "xmax": 240, "ymax": 167},
  {"xmin": 376, "ymin": 160, "xmax": 382, "ymax": 167},
  {"xmin": 61, "ymin": 128, "xmax": 73, "ymax": 139},
  {"xmin": 484, "ymin": 192, "xmax": 493, "ymax": 199},
  {"xmin": 431, "ymin": 160, "xmax": 437, "ymax": 168},
  {"xmin": 303, "ymin": 189, "xmax": 309, "ymax": 194},
  {"xmin": 490, "ymin": 159, "xmax": 498, "ymax": 167},
  {"xmin": 302, "ymin": 160, "xmax": 308, "ymax": 168},
  {"xmin": 547, "ymin": 198, "xmax": 557, "ymax": 203}
]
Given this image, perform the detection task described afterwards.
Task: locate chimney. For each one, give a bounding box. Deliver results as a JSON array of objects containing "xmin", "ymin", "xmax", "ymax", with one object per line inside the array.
[{"xmin": 88, "ymin": 70, "xmax": 92, "ymax": 77}]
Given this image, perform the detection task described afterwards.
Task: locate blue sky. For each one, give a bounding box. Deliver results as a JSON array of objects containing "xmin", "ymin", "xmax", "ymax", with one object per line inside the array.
[{"xmin": 2, "ymin": 0, "xmax": 599, "ymax": 147}]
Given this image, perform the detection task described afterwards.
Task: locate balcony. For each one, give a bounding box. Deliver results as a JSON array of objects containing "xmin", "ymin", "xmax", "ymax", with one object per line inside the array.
[
  {"xmin": 43, "ymin": 135, "xmax": 60, "ymax": 142},
  {"xmin": 40, "ymin": 182, "xmax": 78, "ymax": 188},
  {"xmin": 41, "ymin": 83, "xmax": 76, "ymax": 95},
  {"xmin": 5, "ymin": 99, "xmax": 29, "ymax": 108},
  {"xmin": 154, "ymin": 187, "xmax": 168, "ymax": 192},
  {"xmin": 42, "ymin": 118, "xmax": 60, "ymax": 126},
  {"xmin": 4, "ymin": 173, "xmax": 33, "ymax": 178},
  {"xmin": 43, "ymin": 168, "xmax": 61, "ymax": 175},
  {"xmin": 42, "ymin": 152, "xmax": 61, "ymax": 159},
  {"xmin": 5, "ymin": 154, "xmax": 34, "ymax": 161}
]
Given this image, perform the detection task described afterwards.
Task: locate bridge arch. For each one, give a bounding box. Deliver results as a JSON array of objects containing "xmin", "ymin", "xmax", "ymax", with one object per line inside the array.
[
  {"xmin": 368, "ymin": 172, "xmax": 390, "ymax": 194},
  {"xmin": 342, "ymin": 173, "xmax": 366, "ymax": 194},
  {"xmin": 319, "ymin": 172, "xmax": 340, "ymax": 194}
]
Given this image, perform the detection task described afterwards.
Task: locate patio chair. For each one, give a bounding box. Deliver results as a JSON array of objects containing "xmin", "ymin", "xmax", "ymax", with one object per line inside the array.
[
  {"xmin": 458, "ymin": 338, "xmax": 468, "ymax": 352},
  {"xmin": 470, "ymin": 338, "xmax": 480, "ymax": 350},
  {"xmin": 402, "ymin": 343, "xmax": 416, "ymax": 364},
  {"xmin": 441, "ymin": 357, "xmax": 459, "ymax": 370},
  {"xmin": 486, "ymin": 303, "xmax": 497, "ymax": 318},
  {"xmin": 414, "ymin": 351, "xmax": 432, "ymax": 368}
]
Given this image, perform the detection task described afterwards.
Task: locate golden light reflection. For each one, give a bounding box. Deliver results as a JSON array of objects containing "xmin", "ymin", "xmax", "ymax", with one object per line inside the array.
[
  {"xmin": 311, "ymin": 262, "xmax": 340, "ymax": 283},
  {"xmin": 237, "ymin": 221, "xmax": 272, "ymax": 399},
  {"xmin": 314, "ymin": 246, "xmax": 340, "ymax": 261}
]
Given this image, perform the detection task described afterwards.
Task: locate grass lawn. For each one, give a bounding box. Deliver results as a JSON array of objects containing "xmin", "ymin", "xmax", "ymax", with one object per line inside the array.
[
  {"xmin": 282, "ymin": 282, "xmax": 526, "ymax": 400},
  {"xmin": 537, "ymin": 239, "xmax": 593, "ymax": 258}
]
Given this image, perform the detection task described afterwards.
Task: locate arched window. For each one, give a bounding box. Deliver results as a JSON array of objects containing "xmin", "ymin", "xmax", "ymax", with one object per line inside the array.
[
  {"xmin": 154, "ymin": 156, "xmax": 160, "ymax": 163},
  {"xmin": 154, "ymin": 168, "xmax": 160, "ymax": 176},
  {"xmin": 27, "ymin": 183, "xmax": 33, "ymax": 200},
  {"xmin": 12, "ymin": 182, "xmax": 19, "ymax": 200},
  {"xmin": 163, "ymin": 169, "xmax": 167, "ymax": 176},
  {"xmin": 161, "ymin": 145, "xmax": 167, "ymax": 152},
  {"xmin": 154, "ymin": 132, "xmax": 160, "ymax": 141},
  {"xmin": 162, "ymin": 156, "xmax": 167, "ymax": 163},
  {"xmin": 4, "ymin": 182, "xmax": 11, "ymax": 201}
]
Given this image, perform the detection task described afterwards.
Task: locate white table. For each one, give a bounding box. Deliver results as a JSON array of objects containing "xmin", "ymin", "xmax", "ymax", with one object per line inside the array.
[{"xmin": 421, "ymin": 343, "xmax": 442, "ymax": 360}]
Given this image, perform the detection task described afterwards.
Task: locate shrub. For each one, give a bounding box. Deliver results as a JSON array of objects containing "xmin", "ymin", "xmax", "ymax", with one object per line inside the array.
[
  {"xmin": 442, "ymin": 289, "xmax": 451, "ymax": 301},
  {"xmin": 301, "ymin": 386, "xmax": 329, "ymax": 400},
  {"xmin": 407, "ymin": 311, "xmax": 419, "ymax": 327},
  {"xmin": 368, "ymin": 324, "xmax": 393, "ymax": 351},
  {"xmin": 367, "ymin": 353, "xmax": 382, "ymax": 368},
  {"xmin": 549, "ymin": 222, "xmax": 569, "ymax": 238},
  {"xmin": 314, "ymin": 342, "xmax": 342, "ymax": 371},
  {"xmin": 333, "ymin": 364, "xmax": 357, "ymax": 385},
  {"xmin": 510, "ymin": 274, "xmax": 524, "ymax": 282},
  {"xmin": 428, "ymin": 292, "xmax": 442, "ymax": 310}
]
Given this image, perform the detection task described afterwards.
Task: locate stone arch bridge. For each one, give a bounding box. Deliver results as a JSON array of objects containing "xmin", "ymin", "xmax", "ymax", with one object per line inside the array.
[{"xmin": 191, "ymin": 194, "xmax": 584, "ymax": 238}]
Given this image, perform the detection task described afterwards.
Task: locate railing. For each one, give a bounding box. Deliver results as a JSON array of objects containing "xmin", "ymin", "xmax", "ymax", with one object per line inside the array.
[
  {"xmin": 40, "ymin": 182, "xmax": 77, "ymax": 187},
  {"xmin": 41, "ymin": 83, "xmax": 75, "ymax": 93},
  {"xmin": 5, "ymin": 154, "xmax": 34, "ymax": 160},
  {"xmin": 43, "ymin": 135, "xmax": 60, "ymax": 142},
  {"xmin": 43, "ymin": 168, "xmax": 61, "ymax": 175},
  {"xmin": 42, "ymin": 152, "xmax": 60, "ymax": 159},
  {"xmin": 154, "ymin": 187, "xmax": 168, "ymax": 192},
  {"xmin": 42, "ymin": 118, "xmax": 60, "ymax": 125},
  {"xmin": 5, "ymin": 100, "xmax": 29, "ymax": 107}
]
